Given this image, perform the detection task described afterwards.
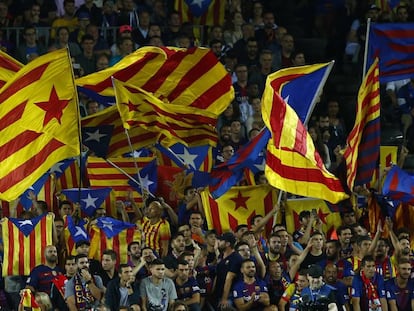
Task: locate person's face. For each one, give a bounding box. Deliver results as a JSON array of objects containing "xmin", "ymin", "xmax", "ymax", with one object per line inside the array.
[
  {"xmin": 312, "ymin": 235, "xmax": 324, "ymax": 250},
  {"xmin": 222, "ymin": 146, "xmax": 234, "ymax": 160},
  {"xmin": 325, "ymin": 242, "xmax": 338, "ymax": 259},
  {"xmin": 260, "ymin": 53, "xmax": 273, "ymax": 69},
  {"xmin": 398, "ymin": 263, "xmax": 412, "ymax": 280},
  {"xmin": 235, "ymin": 66, "xmax": 248, "ymax": 82},
  {"xmin": 206, "ymin": 234, "xmax": 217, "ymax": 247},
  {"xmin": 87, "ymin": 101, "xmax": 99, "ymax": 115},
  {"xmin": 148, "ymin": 25, "xmax": 161, "ymax": 37},
  {"xmin": 218, "ymin": 239, "xmax": 228, "ymax": 251},
  {"xmin": 169, "ymin": 13, "xmax": 181, "ymax": 27},
  {"xmin": 178, "ymin": 225, "xmax": 191, "ymax": 241},
  {"xmin": 122, "ymin": 0, "xmax": 134, "ymax": 11},
  {"xmin": 362, "ymin": 260, "xmax": 376, "ymax": 278},
  {"xmin": 211, "ymin": 43, "xmax": 222, "ymax": 56},
  {"xmin": 376, "ymin": 240, "xmax": 388, "ymax": 257},
  {"xmin": 277, "ymin": 231, "xmax": 289, "ymax": 246},
  {"xmin": 251, "ymin": 98, "xmax": 261, "ymax": 112},
  {"xmin": 237, "ymin": 244, "xmax": 251, "ymax": 259},
  {"xmin": 24, "ymin": 29, "xmax": 37, "ymax": 44},
  {"xmin": 82, "ymin": 39, "xmax": 95, "ymax": 53},
  {"xmin": 142, "ymin": 249, "xmax": 155, "ymax": 263},
  {"xmin": 102, "ymin": 254, "xmax": 115, "ymax": 271},
  {"xmin": 308, "ymin": 275, "xmax": 323, "ymax": 289},
  {"xmin": 275, "ymin": 27, "xmax": 288, "ymax": 44},
  {"xmin": 296, "ymin": 275, "xmax": 309, "ymax": 291},
  {"xmin": 95, "ymin": 208, "xmax": 106, "ymax": 218},
  {"xmin": 64, "ymin": 2, "xmax": 75, "ymax": 15},
  {"xmin": 281, "ymin": 35, "xmax": 294, "ymax": 52},
  {"xmin": 247, "ymin": 41, "xmax": 258, "ymax": 56},
  {"xmin": 183, "ymin": 255, "xmax": 195, "ymax": 270},
  {"xmin": 189, "ymin": 213, "xmax": 203, "ymax": 227},
  {"xmin": 55, "ymin": 220, "xmax": 64, "ymax": 236},
  {"xmin": 211, "ymin": 27, "xmax": 223, "ymax": 40},
  {"xmin": 231, "ymin": 121, "xmax": 241, "ymax": 134},
  {"xmin": 241, "ymin": 261, "xmax": 256, "ymax": 278},
  {"xmin": 268, "ymin": 261, "xmax": 282, "ymax": 279},
  {"xmin": 76, "ymin": 244, "xmax": 90, "ymax": 255},
  {"xmin": 147, "ymin": 201, "xmax": 162, "ymax": 218},
  {"xmin": 269, "ymin": 236, "xmax": 281, "ymax": 254},
  {"xmin": 96, "ymin": 56, "xmax": 109, "ymax": 71},
  {"xmin": 233, "ymin": 12, "xmax": 244, "ymax": 26},
  {"xmin": 119, "ymin": 266, "xmax": 133, "ymax": 282},
  {"xmin": 288, "ymin": 255, "xmax": 298, "ymax": 268},
  {"xmin": 139, "ymin": 12, "xmax": 150, "ymax": 27},
  {"xmin": 65, "ymin": 259, "xmax": 77, "ymax": 276},
  {"xmin": 253, "ymin": 2, "xmax": 263, "ymax": 16},
  {"xmin": 0, "ymin": 3, "xmax": 7, "ymax": 19},
  {"xmin": 293, "ymin": 53, "xmax": 305, "ymax": 66},
  {"xmin": 150, "ymin": 264, "xmax": 165, "ymax": 279},
  {"xmin": 366, "ymin": 9, "xmax": 380, "ymax": 22},
  {"xmin": 235, "ymin": 227, "xmax": 248, "ymax": 239},
  {"xmin": 129, "ymin": 243, "xmax": 141, "ymax": 259},
  {"xmin": 120, "ymin": 39, "xmax": 133, "ymax": 54},
  {"xmin": 185, "ymin": 188, "xmax": 196, "ymax": 201},
  {"xmin": 397, "ymin": 7, "xmax": 409, "ymax": 22},
  {"xmin": 31, "ymin": 5, "xmax": 40, "ymax": 18},
  {"xmin": 77, "ymin": 257, "xmax": 90, "ymax": 270},
  {"xmin": 263, "ymin": 12, "xmax": 275, "ymax": 27},
  {"xmin": 103, "ymin": 0, "xmax": 114, "ymax": 13},
  {"xmin": 354, "ymin": 225, "xmax": 368, "ymax": 236},
  {"xmin": 177, "ymin": 264, "xmax": 190, "ymax": 280},
  {"xmin": 45, "ymin": 246, "xmax": 58, "ymax": 263},
  {"xmin": 149, "ymin": 37, "xmax": 163, "ymax": 47},
  {"xmin": 220, "ymin": 125, "xmax": 231, "ymax": 142},
  {"xmin": 242, "ymin": 24, "xmax": 255, "ymax": 38},
  {"xmin": 399, "ymin": 239, "xmax": 411, "ymax": 255},
  {"xmin": 360, "ymin": 240, "xmax": 372, "ymax": 255},
  {"xmin": 327, "ymin": 101, "xmax": 339, "ymax": 116},
  {"xmin": 318, "ymin": 117, "xmax": 330, "ymax": 130},
  {"xmin": 324, "ymin": 265, "xmax": 337, "ymax": 283},
  {"xmin": 87, "ymin": 25, "xmax": 99, "ymax": 39},
  {"xmin": 173, "ymin": 236, "xmax": 185, "ymax": 253},
  {"xmin": 339, "ymin": 229, "xmax": 352, "ymax": 244},
  {"xmin": 59, "ymin": 203, "xmax": 72, "ymax": 216}
]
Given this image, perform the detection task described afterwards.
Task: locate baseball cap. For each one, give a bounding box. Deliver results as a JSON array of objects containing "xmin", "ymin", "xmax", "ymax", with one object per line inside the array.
[
  {"xmin": 119, "ymin": 25, "xmax": 132, "ymax": 33},
  {"xmin": 307, "ymin": 264, "xmax": 323, "ymax": 278},
  {"xmin": 218, "ymin": 232, "xmax": 236, "ymax": 245}
]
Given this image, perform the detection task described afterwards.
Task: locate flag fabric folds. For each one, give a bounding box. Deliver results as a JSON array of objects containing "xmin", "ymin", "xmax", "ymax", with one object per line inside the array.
[
  {"xmin": 262, "ymin": 73, "xmax": 348, "ymax": 203},
  {"xmin": 382, "ymin": 165, "xmax": 414, "ymax": 204},
  {"xmin": 113, "ymin": 78, "xmax": 219, "ymax": 147},
  {"xmin": 174, "ymin": 0, "xmax": 226, "ymax": 26},
  {"xmin": 81, "ymin": 105, "xmax": 158, "ymax": 157},
  {"xmin": 2, "ymin": 213, "xmax": 53, "ymax": 276},
  {"xmin": 128, "ymin": 159, "xmax": 158, "ymax": 195},
  {"xmin": 19, "ymin": 289, "xmax": 41, "ymax": 310},
  {"xmin": 344, "ymin": 59, "xmax": 380, "ymax": 189},
  {"xmin": 64, "ymin": 215, "xmax": 89, "ymax": 255},
  {"xmin": 367, "ymin": 23, "xmax": 414, "ymax": 83},
  {"xmin": 89, "ymin": 217, "xmax": 140, "ymax": 263},
  {"xmin": 0, "ymin": 49, "xmax": 80, "ymax": 202},
  {"xmin": 265, "ymin": 62, "xmax": 334, "ymax": 124},
  {"xmin": 61, "ymin": 187, "xmax": 112, "ymax": 216},
  {"xmin": 19, "ymin": 173, "xmax": 50, "ymax": 210},
  {"xmin": 201, "ymin": 185, "xmax": 277, "ymax": 235},
  {"xmin": 0, "ymin": 50, "xmax": 22, "ymax": 88},
  {"xmin": 76, "ymin": 46, "xmax": 234, "ymax": 113}
]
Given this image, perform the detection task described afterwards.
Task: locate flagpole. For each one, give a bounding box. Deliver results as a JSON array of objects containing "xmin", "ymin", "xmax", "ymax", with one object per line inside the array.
[
  {"xmin": 362, "ymin": 18, "xmax": 372, "ymax": 79},
  {"xmin": 67, "ymin": 46, "xmax": 84, "ymax": 203},
  {"xmin": 166, "ymin": 145, "xmax": 188, "ymax": 169}
]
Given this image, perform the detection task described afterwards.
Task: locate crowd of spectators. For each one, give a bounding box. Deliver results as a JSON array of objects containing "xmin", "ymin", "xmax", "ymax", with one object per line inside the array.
[{"xmin": 1, "ymin": 0, "xmax": 414, "ymax": 310}]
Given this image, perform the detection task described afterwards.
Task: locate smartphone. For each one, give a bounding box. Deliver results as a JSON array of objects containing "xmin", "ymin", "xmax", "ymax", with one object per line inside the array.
[{"xmin": 73, "ymin": 63, "xmax": 81, "ymax": 76}]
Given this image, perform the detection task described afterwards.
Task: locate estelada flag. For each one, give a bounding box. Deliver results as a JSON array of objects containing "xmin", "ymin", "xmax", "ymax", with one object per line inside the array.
[
  {"xmin": 201, "ymin": 185, "xmax": 277, "ymax": 235},
  {"xmin": 0, "ymin": 49, "xmax": 22, "ymax": 88}
]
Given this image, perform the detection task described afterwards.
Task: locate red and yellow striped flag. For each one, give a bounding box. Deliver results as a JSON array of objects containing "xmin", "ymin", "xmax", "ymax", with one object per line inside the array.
[
  {"xmin": 201, "ymin": 185, "xmax": 277, "ymax": 235},
  {"xmin": 0, "ymin": 49, "xmax": 80, "ymax": 202},
  {"xmin": 0, "ymin": 50, "xmax": 22, "ymax": 88},
  {"xmin": 19, "ymin": 289, "xmax": 41, "ymax": 310},
  {"xmin": 81, "ymin": 105, "xmax": 158, "ymax": 157},
  {"xmin": 344, "ymin": 59, "xmax": 380, "ymax": 189},
  {"xmin": 89, "ymin": 221, "xmax": 141, "ymax": 263},
  {"xmin": 262, "ymin": 75, "xmax": 348, "ymax": 203},
  {"xmin": 114, "ymin": 79, "xmax": 219, "ymax": 147},
  {"xmin": 174, "ymin": 0, "xmax": 226, "ymax": 26},
  {"xmin": 76, "ymin": 46, "xmax": 234, "ymax": 113},
  {"xmin": 2, "ymin": 214, "xmax": 53, "ymax": 276},
  {"xmin": 87, "ymin": 157, "xmax": 153, "ymax": 215}
]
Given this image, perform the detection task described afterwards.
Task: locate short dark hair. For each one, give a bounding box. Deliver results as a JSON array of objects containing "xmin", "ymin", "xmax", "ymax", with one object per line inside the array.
[
  {"xmin": 59, "ymin": 200, "xmax": 72, "ymax": 209},
  {"xmin": 337, "ymin": 225, "xmax": 352, "ymax": 236},
  {"xmin": 127, "ymin": 241, "xmax": 140, "ymax": 252},
  {"xmin": 241, "ymin": 258, "xmax": 255, "ymax": 267},
  {"xmin": 103, "ymin": 249, "xmax": 117, "ymax": 260},
  {"xmin": 75, "ymin": 253, "xmax": 88, "ymax": 262},
  {"xmin": 118, "ymin": 263, "xmax": 131, "ymax": 273},
  {"xmin": 150, "ymin": 258, "xmax": 164, "ymax": 266},
  {"xmin": 81, "ymin": 34, "xmax": 94, "ymax": 43},
  {"xmin": 235, "ymin": 241, "xmax": 249, "ymax": 251},
  {"xmin": 177, "ymin": 259, "xmax": 189, "ymax": 266},
  {"xmin": 361, "ymin": 255, "xmax": 375, "ymax": 267}
]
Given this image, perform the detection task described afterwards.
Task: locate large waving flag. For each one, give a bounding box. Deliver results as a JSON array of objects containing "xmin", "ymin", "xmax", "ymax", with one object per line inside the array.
[
  {"xmin": 81, "ymin": 105, "xmax": 158, "ymax": 157},
  {"xmin": 2, "ymin": 213, "xmax": 53, "ymax": 276},
  {"xmin": 128, "ymin": 159, "xmax": 158, "ymax": 195},
  {"xmin": 155, "ymin": 143, "xmax": 213, "ymax": 172},
  {"xmin": 61, "ymin": 187, "xmax": 112, "ymax": 216},
  {"xmin": 19, "ymin": 173, "xmax": 50, "ymax": 210},
  {"xmin": 76, "ymin": 46, "xmax": 234, "ymax": 112},
  {"xmin": 0, "ymin": 50, "xmax": 23, "ymax": 88},
  {"xmin": 382, "ymin": 165, "xmax": 414, "ymax": 204},
  {"xmin": 89, "ymin": 217, "xmax": 140, "ymax": 263},
  {"xmin": 209, "ymin": 128, "xmax": 271, "ymax": 198},
  {"xmin": 174, "ymin": 0, "xmax": 226, "ymax": 26},
  {"xmin": 201, "ymin": 185, "xmax": 277, "ymax": 235},
  {"xmin": 367, "ymin": 23, "xmax": 414, "ymax": 83},
  {"xmin": 19, "ymin": 289, "xmax": 41, "ymax": 311},
  {"xmin": 344, "ymin": 60, "xmax": 380, "ymax": 189},
  {"xmin": 266, "ymin": 62, "xmax": 334, "ymax": 124},
  {"xmin": 0, "ymin": 49, "xmax": 80, "ymax": 202},
  {"xmin": 262, "ymin": 74, "xmax": 348, "ymax": 203},
  {"xmin": 114, "ymin": 78, "xmax": 219, "ymax": 147}
]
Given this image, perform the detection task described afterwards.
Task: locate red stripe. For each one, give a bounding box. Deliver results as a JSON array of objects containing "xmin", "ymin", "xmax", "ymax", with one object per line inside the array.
[
  {"xmin": 377, "ymin": 28, "xmax": 414, "ymax": 38},
  {"xmin": 208, "ymin": 196, "xmax": 222, "ymax": 234},
  {"xmin": 266, "ymin": 150, "xmax": 345, "ymax": 192},
  {"xmin": 113, "ymin": 235, "xmax": 120, "ymax": 262},
  {"xmin": 0, "ymin": 101, "xmax": 27, "ymax": 130},
  {"xmin": 0, "ymin": 137, "xmax": 65, "ymax": 193},
  {"xmin": 0, "ymin": 63, "xmax": 49, "ymax": 103},
  {"xmin": 0, "ymin": 55, "xmax": 21, "ymax": 72},
  {"xmin": 167, "ymin": 51, "xmax": 221, "ymax": 102},
  {"xmin": 270, "ymin": 93, "xmax": 286, "ymax": 146},
  {"xmin": 189, "ymin": 74, "xmax": 233, "ymax": 110},
  {"xmin": 7, "ymin": 221, "xmax": 14, "ymax": 275},
  {"xmin": 0, "ymin": 131, "xmax": 42, "ymax": 162},
  {"xmin": 140, "ymin": 49, "xmax": 190, "ymax": 93},
  {"xmin": 41, "ymin": 217, "xmax": 47, "ymax": 263},
  {"xmin": 82, "ymin": 52, "xmax": 160, "ymax": 93},
  {"xmin": 30, "ymin": 221, "xmax": 36, "ymax": 270}
]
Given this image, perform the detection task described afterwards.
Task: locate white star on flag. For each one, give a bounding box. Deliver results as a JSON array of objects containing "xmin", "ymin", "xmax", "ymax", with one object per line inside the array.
[
  {"xmin": 49, "ymin": 161, "xmax": 66, "ymax": 175},
  {"xmin": 74, "ymin": 227, "xmax": 88, "ymax": 239},
  {"xmin": 18, "ymin": 220, "xmax": 33, "ymax": 227},
  {"xmin": 82, "ymin": 194, "xmax": 99, "ymax": 209},
  {"xmin": 85, "ymin": 129, "xmax": 107, "ymax": 142},
  {"xmin": 190, "ymin": 0, "xmax": 205, "ymax": 8},
  {"xmin": 177, "ymin": 148, "xmax": 198, "ymax": 169},
  {"xmin": 101, "ymin": 220, "xmax": 113, "ymax": 231},
  {"xmin": 140, "ymin": 174, "xmax": 154, "ymax": 190},
  {"xmin": 254, "ymin": 157, "xmax": 266, "ymax": 171}
]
